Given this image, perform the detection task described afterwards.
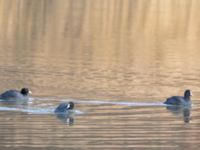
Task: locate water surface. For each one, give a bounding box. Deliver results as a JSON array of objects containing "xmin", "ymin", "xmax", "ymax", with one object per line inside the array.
[{"xmin": 0, "ymin": 0, "xmax": 200, "ymax": 149}]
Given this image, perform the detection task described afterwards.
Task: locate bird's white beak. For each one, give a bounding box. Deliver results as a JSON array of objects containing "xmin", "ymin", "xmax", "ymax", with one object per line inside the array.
[
  {"xmin": 67, "ymin": 103, "xmax": 71, "ymax": 109},
  {"xmin": 29, "ymin": 91, "xmax": 32, "ymax": 94}
]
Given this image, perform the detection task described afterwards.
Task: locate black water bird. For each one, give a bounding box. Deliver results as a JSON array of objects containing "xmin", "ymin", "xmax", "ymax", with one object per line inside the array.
[
  {"xmin": 0, "ymin": 88, "xmax": 31, "ymax": 102},
  {"xmin": 54, "ymin": 101, "xmax": 74, "ymax": 114},
  {"xmin": 164, "ymin": 89, "xmax": 192, "ymax": 106},
  {"xmin": 54, "ymin": 102, "xmax": 75, "ymax": 125}
]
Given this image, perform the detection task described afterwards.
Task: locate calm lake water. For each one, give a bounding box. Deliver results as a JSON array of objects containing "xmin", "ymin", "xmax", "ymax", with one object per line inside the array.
[{"xmin": 0, "ymin": 0, "xmax": 200, "ymax": 149}]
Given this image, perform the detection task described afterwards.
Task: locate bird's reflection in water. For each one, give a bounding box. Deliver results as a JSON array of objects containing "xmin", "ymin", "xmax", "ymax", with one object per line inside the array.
[
  {"xmin": 166, "ymin": 105, "xmax": 191, "ymax": 123},
  {"xmin": 0, "ymin": 100, "xmax": 28, "ymax": 109},
  {"xmin": 55, "ymin": 113, "xmax": 74, "ymax": 126}
]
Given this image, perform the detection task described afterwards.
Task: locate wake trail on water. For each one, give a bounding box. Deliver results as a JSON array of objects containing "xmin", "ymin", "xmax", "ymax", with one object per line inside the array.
[
  {"xmin": 33, "ymin": 97, "xmax": 166, "ymax": 107},
  {"xmin": 37, "ymin": 97, "xmax": 166, "ymax": 107},
  {"xmin": 0, "ymin": 97, "xmax": 166, "ymax": 114},
  {"xmin": 72, "ymin": 99, "xmax": 165, "ymax": 106},
  {"xmin": 0, "ymin": 105, "xmax": 83, "ymax": 115}
]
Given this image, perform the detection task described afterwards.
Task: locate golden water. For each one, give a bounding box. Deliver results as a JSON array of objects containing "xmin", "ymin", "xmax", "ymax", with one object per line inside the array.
[{"xmin": 0, "ymin": 0, "xmax": 200, "ymax": 149}]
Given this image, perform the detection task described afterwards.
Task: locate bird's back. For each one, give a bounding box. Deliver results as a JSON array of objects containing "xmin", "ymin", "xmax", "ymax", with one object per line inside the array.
[
  {"xmin": 0, "ymin": 90, "xmax": 23, "ymax": 100},
  {"xmin": 164, "ymin": 96, "xmax": 183, "ymax": 105},
  {"xmin": 55, "ymin": 103, "xmax": 69, "ymax": 113}
]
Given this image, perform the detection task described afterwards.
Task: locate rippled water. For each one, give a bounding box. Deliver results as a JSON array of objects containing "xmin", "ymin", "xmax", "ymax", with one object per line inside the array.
[{"xmin": 0, "ymin": 0, "xmax": 200, "ymax": 149}]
